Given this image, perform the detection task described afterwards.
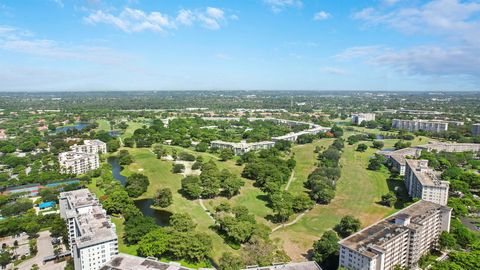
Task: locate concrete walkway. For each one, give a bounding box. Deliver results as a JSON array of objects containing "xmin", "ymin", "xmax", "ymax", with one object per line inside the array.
[
  {"xmin": 272, "ymin": 210, "xmax": 309, "ymax": 232},
  {"xmin": 198, "ymin": 198, "xmax": 215, "ymax": 222},
  {"xmin": 284, "ymin": 171, "xmax": 295, "ymax": 191}
]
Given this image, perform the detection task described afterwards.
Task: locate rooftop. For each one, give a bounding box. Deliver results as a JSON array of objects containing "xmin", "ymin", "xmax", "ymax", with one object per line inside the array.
[
  {"xmin": 339, "ymin": 200, "xmax": 450, "ymax": 258},
  {"xmin": 405, "ymin": 159, "xmax": 448, "ymax": 187},
  {"xmin": 101, "ymin": 254, "xmax": 193, "ymax": 270}
]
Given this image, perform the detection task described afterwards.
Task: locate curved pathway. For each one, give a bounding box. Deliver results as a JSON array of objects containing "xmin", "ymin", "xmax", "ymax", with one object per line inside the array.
[
  {"xmin": 198, "ymin": 198, "xmax": 215, "ymax": 222},
  {"xmin": 284, "ymin": 171, "xmax": 295, "ymax": 191},
  {"xmin": 272, "ymin": 210, "xmax": 309, "ymax": 232}
]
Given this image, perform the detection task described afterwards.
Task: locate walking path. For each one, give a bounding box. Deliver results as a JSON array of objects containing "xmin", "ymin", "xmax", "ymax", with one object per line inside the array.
[
  {"xmin": 284, "ymin": 171, "xmax": 295, "ymax": 191},
  {"xmin": 198, "ymin": 198, "xmax": 215, "ymax": 222},
  {"xmin": 272, "ymin": 210, "xmax": 309, "ymax": 232}
]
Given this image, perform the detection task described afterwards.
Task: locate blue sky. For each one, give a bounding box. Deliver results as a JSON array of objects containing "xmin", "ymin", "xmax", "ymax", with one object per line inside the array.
[{"xmin": 0, "ymin": 0, "xmax": 479, "ymax": 91}]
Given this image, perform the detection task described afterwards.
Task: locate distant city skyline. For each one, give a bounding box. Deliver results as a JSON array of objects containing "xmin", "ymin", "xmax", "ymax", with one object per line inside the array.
[{"xmin": 0, "ymin": 0, "xmax": 479, "ymax": 91}]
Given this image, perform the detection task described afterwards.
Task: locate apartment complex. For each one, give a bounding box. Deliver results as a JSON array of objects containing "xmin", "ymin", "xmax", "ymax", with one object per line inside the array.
[
  {"xmin": 60, "ymin": 189, "xmax": 118, "ymax": 270},
  {"xmin": 419, "ymin": 142, "xmax": 480, "ymax": 153},
  {"xmin": 338, "ymin": 200, "xmax": 451, "ymax": 270},
  {"xmin": 405, "ymin": 160, "xmax": 449, "ymax": 206},
  {"xmin": 71, "ymin": 140, "xmax": 107, "ymax": 154},
  {"xmin": 392, "ymin": 119, "xmax": 448, "ymax": 133},
  {"xmin": 210, "ymin": 140, "xmax": 275, "ymax": 155},
  {"xmin": 352, "ymin": 113, "xmax": 376, "ymax": 125},
  {"xmin": 58, "ymin": 151, "xmax": 100, "ymax": 175},
  {"xmin": 472, "ymin": 123, "xmax": 480, "ymax": 137},
  {"xmin": 59, "ymin": 140, "xmax": 106, "ymax": 175}
]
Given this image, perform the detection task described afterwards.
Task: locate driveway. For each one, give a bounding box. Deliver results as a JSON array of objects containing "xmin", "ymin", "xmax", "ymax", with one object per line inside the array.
[{"xmin": 17, "ymin": 231, "xmax": 66, "ymax": 270}]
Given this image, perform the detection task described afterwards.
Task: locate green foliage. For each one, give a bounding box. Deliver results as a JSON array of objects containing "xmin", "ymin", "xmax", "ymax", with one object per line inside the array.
[
  {"xmin": 124, "ymin": 215, "xmax": 157, "ymax": 244},
  {"xmin": 368, "ymin": 154, "xmax": 386, "ymax": 171},
  {"xmin": 394, "ymin": 140, "xmax": 411, "ymax": 150},
  {"xmin": 181, "ymin": 176, "xmax": 202, "ymax": 199},
  {"xmin": 118, "ymin": 150, "xmax": 134, "ymax": 165},
  {"xmin": 170, "ymin": 213, "xmax": 197, "ymax": 232},
  {"xmin": 219, "ymin": 148, "xmax": 234, "ymax": 161},
  {"xmin": 178, "ymin": 152, "xmax": 196, "ymax": 161},
  {"xmin": 172, "ymin": 163, "xmax": 185, "ymax": 173},
  {"xmin": 380, "ymin": 191, "xmax": 397, "ymax": 207},
  {"xmin": 439, "ymin": 231, "xmax": 457, "ymax": 250},
  {"xmin": 0, "ymin": 198, "xmax": 33, "ymax": 216},
  {"xmin": 334, "ymin": 215, "xmax": 361, "ymax": 238},
  {"xmin": 372, "ymin": 140, "xmax": 384, "ymax": 149},
  {"xmin": 137, "ymin": 228, "xmax": 171, "ymax": 257},
  {"xmin": 154, "ymin": 188, "xmax": 173, "ymax": 208},
  {"xmin": 219, "ymin": 252, "xmax": 244, "ymax": 270},
  {"xmin": 125, "ymin": 173, "xmax": 149, "ymax": 198},
  {"xmin": 356, "ymin": 143, "xmax": 368, "ymax": 152},
  {"xmin": 312, "ymin": 230, "xmax": 339, "ymax": 269}
]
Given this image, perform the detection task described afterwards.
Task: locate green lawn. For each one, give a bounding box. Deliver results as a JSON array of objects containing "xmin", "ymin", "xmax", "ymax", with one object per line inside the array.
[
  {"xmin": 271, "ymin": 131, "xmax": 432, "ymax": 260},
  {"xmin": 96, "ymin": 119, "xmax": 111, "ymax": 131}
]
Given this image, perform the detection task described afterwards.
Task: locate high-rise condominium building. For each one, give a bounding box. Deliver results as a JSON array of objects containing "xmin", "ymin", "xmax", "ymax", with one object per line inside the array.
[
  {"xmin": 71, "ymin": 139, "xmax": 108, "ymax": 154},
  {"xmin": 392, "ymin": 119, "xmax": 448, "ymax": 133},
  {"xmin": 338, "ymin": 200, "xmax": 451, "ymax": 270},
  {"xmin": 472, "ymin": 123, "xmax": 480, "ymax": 137},
  {"xmin": 58, "ymin": 151, "xmax": 100, "ymax": 175},
  {"xmin": 60, "ymin": 189, "xmax": 118, "ymax": 270},
  {"xmin": 352, "ymin": 113, "xmax": 376, "ymax": 125},
  {"xmin": 404, "ymin": 160, "xmax": 449, "ymax": 206}
]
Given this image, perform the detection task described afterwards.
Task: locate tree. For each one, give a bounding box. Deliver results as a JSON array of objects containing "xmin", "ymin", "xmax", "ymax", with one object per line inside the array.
[
  {"xmin": 292, "ymin": 193, "xmax": 314, "ymax": 212},
  {"xmin": 372, "ymin": 140, "xmax": 384, "ymax": 149},
  {"xmin": 335, "ymin": 215, "xmax": 361, "ymax": 238},
  {"xmin": 220, "ymin": 169, "xmax": 244, "ymax": 198},
  {"xmin": 381, "ymin": 191, "xmax": 397, "ymax": 207},
  {"xmin": 356, "ymin": 143, "xmax": 368, "ymax": 152},
  {"xmin": 368, "ymin": 154, "xmax": 386, "ymax": 171},
  {"xmin": 170, "ymin": 213, "xmax": 196, "ymax": 232},
  {"xmin": 219, "ymin": 148, "xmax": 234, "ymax": 161},
  {"xmin": 312, "ymin": 230, "xmax": 339, "ymax": 268},
  {"xmin": 439, "ymin": 231, "xmax": 456, "ymax": 251},
  {"xmin": 124, "ymin": 215, "xmax": 157, "ymax": 244},
  {"xmin": 0, "ymin": 250, "xmax": 11, "ymax": 268},
  {"xmin": 123, "ymin": 137, "xmax": 135, "ymax": 147},
  {"xmin": 181, "ymin": 176, "xmax": 202, "ymax": 199},
  {"xmin": 154, "ymin": 188, "xmax": 172, "ymax": 208},
  {"xmin": 394, "ymin": 140, "xmax": 411, "ymax": 150},
  {"xmin": 195, "ymin": 142, "xmax": 209, "ymax": 152},
  {"xmin": 310, "ymin": 181, "xmax": 335, "ymax": 204},
  {"xmin": 219, "ymin": 252, "xmax": 244, "ymax": 270},
  {"xmin": 125, "ymin": 173, "xmax": 149, "ymax": 198},
  {"xmin": 106, "ymin": 139, "xmax": 120, "ymax": 152},
  {"xmin": 137, "ymin": 228, "xmax": 171, "ymax": 257},
  {"xmin": 24, "ymin": 221, "xmax": 40, "ymax": 238},
  {"xmin": 172, "ymin": 163, "xmax": 185, "ymax": 174}
]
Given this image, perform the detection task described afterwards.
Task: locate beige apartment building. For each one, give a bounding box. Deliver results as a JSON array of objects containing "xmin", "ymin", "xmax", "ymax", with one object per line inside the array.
[
  {"xmin": 338, "ymin": 200, "xmax": 451, "ymax": 270},
  {"xmin": 60, "ymin": 189, "xmax": 118, "ymax": 270},
  {"xmin": 392, "ymin": 119, "xmax": 448, "ymax": 133},
  {"xmin": 404, "ymin": 160, "xmax": 449, "ymax": 206},
  {"xmin": 58, "ymin": 151, "xmax": 100, "ymax": 175},
  {"xmin": 71, "ymin": 139, "xmax": 108, "ymax": 154}
]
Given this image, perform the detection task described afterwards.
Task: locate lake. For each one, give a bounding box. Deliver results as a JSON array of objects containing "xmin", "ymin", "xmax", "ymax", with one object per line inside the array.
[
  {"xmin": 56, "ymin": 122, "xmax": 90, "ymax": 133},
  {"xmin": 108, "ymin": 157, "xmax": 170, "ymax": 226}
]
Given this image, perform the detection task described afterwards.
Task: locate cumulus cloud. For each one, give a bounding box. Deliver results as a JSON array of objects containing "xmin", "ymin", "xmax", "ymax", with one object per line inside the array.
[
  {"xmin": 346, "ymin": 0, "xmax": 480, "ymax": 80},
  {"xmin": 263, "ymin": 0, "xmax": 302, "ymax": 13},
  {"xmin": 313, "ymin": 11, "xmax": 330, "ymax": 21},
  {"xmin": 84, "ymin": 6, "xmax": 232, "ymax": 33}
]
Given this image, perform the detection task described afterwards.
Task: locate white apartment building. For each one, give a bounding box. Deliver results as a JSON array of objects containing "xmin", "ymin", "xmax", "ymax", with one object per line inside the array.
[
  {"xmin": 58, "ymin": 151, "xmax": 100, "ymax": 175},
  {"xmin": 71, "ymin": 140, "xmax": 107, "ymax": 154},
  {"xmin": 418, "ymin": 142, "xmax": 480, "ymax": 153},
  {"xmin": 392, "ymin": 119, "xmax": 448, "ymax": 133},
  {"xmin": 210, "ymin": 140, "xmax": 275, "ymax": 155},
  {"xmin": 405, "ymin": 160, "xmax": 449, "ymax": 206},
  {"xmin": 382, "ymin": 147, "xmax": 422, "ymax": 176},
  {"xmin": 60, "ymin": 189, "xmax": 118, "ymax": 270},
  {"xmin": 472, "ymin": 123, "xmax": 480, "ymax": 137},
  {"xmin": 352, "ymin": 113, "xmax": 376, "ymax": 125},
  {"xmin": 338, "ymin": 200, "xmax": 451, "ymax": 270}
]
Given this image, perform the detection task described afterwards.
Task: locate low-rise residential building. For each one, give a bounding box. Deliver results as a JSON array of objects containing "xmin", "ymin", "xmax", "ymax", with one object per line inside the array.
[
  {"xmin": 210, "ymin": 140, "xmax": 275, "ymax": 155},
  {"xmin": 58, "ymin": 151, "xmax": 100, "ymax": 175},
  {"xmin": 418, "ymin": 142, "xmax": 480, "ymax": 153},
  {"xmin": 405, "ymin": 160, "xmax": 449, "ymax": 206},
  {"xmin": 60, "ymin": 189, "xmax": 118, "ymax": 270},
  {"xmin": 381, "ymin": 148, "xmax": 422, "ymax": 176},
  {"xmin": 352, "ymin": 113, "xmax": 376, "ymax": 125},
  {"xmin": 71, "ymin": 139, "xmax": 107, "ymax": 154},
  {"xmin": 392, "ymin": 119, "xmax": 448, "ymax": 133},
  {"xmin": 338, "ymin": 200, "xmax": 451, "ymax": 270},
  {"xmin": 472, "ymin": 123, "xmax": 480, "ymax": 137}
]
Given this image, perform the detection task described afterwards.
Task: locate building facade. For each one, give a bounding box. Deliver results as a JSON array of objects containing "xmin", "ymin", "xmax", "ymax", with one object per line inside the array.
[
  {"xmin": 58, "ymin": 151, "xmax": 100, "ymax": 175},
  {"xmin": 210, "ymin": 140, "xmax": 275, "ymax": 155},
  {"xmin": 352, "ymin": 113, "xmax": 376, "ymax": 125},
  {"xmin": 338, "ymin": 200, "xmax": 451, "ymax": 270},
  {"xmin": 404, "ymin": 160, "xmax": 449, "ymax": 206},
  {"xmin": 392, "ymin": 119, "xmax": 448, "ymax": 133},
  {"xmin": 472, "ymin": 123, "xmax": 480, "ymax": 137},
  {"xmin": 71, "ymin": 140, "xmax": 107, "ymax": 154},
  {"xmin": 60, "ymin": 189, "xmax": 118, "ymax": 270}
]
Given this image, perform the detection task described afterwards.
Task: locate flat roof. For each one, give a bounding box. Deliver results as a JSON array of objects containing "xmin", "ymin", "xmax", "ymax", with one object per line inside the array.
[
  {"xmin": 405, "ymin": 159, "xmax": 447, "ymax": 187},
  {"xmin": 339, "ymin": 200, "xmax": 450, "ymax": 258},
  {"xmin": 101, "ymin": 254, "xmax": 193, "ymax": 270}
]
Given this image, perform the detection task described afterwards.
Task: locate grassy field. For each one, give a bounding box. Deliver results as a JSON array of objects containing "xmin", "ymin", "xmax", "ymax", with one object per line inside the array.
[
  {"xmin": 96, "ymin": 119, "xmax": 111, "ymax": 131},
  {"xmin": 271, "ymin": 131, "xmax": 431, "ymax": 260}
]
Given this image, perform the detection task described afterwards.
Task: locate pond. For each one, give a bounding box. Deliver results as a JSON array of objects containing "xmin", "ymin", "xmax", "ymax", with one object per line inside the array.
[
  {"xmin": 108, "ymin": 157, "xmax": 170, "ymax": 226},
  {"xmin": 56, "ymin": 122, "xmax": 90, "ymax": 133}
]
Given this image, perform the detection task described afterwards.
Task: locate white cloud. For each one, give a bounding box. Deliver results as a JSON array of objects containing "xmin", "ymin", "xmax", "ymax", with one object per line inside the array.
[
  {"xmin": 215, "ymin": 53, "xmax": 232, "ymax": 60},
  {"xmin": 85, "ymin": 7, "xmax": 231, "ymax": 32},
  {"xmin": 320, "ymin": 67, "xmax": 348, "ymax": 75},
  {"xmin": 0, "ymin": 25, "xmax": 129, "ymax": 65},
  {"xmin": 313, "ymin": 11, "xmax": 331, "ymax": 21},
  {"xmin": 263, "ymin": 0, "xmax": 302, "ymax": 13},
  {"xmin": 52, "ymin": 0, "xmax": 64, "ymax": 8},
  {"xmin": 346, "ymin": 0, "xmax": 480, "ymax": 80}
]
